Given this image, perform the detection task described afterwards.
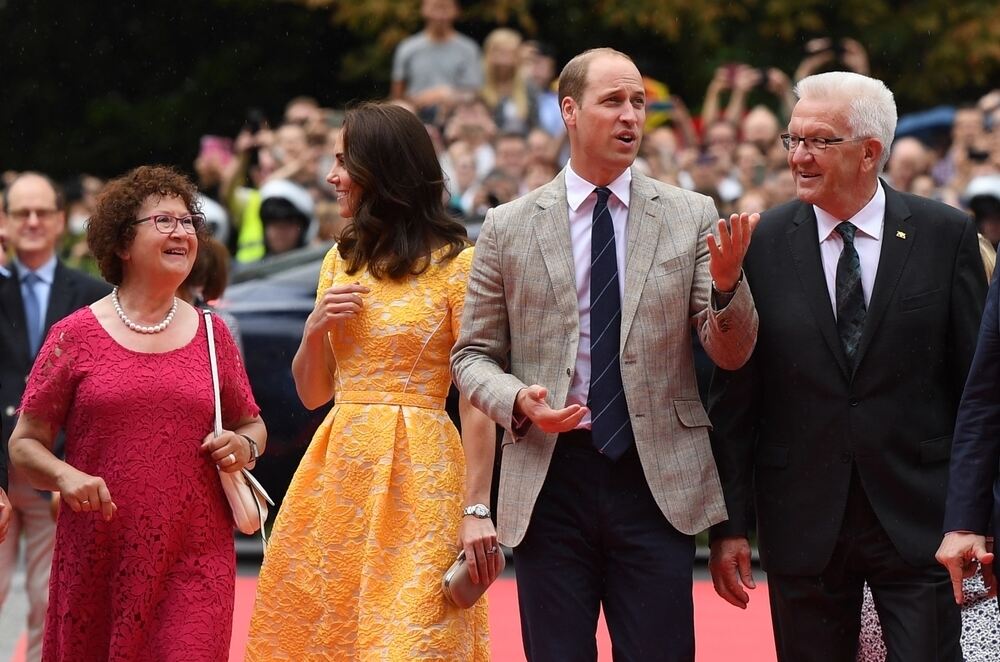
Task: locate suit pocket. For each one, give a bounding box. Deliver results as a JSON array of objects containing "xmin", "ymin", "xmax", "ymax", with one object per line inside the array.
[
  {"xmin": 756, "ymin": 445, "xmax": 788, "ymax": 468},
  {"xmin": 673, "ymin": 398, "xmax": 712, "ymax": 429},
  {"xmin": 656, "ymin": 254, "xmax": 693, "ymax": 277},
  {"xmin": 919, "ymin": 435, "xmax": 951, "ymax": 463},
  {"xmin": 899, "ymin": 288, "xmax": 942, "ymax": 311}
]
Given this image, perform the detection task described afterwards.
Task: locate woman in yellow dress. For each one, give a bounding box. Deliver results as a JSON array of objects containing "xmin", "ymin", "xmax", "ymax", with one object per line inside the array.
[{"xmin": 246, "ymin": 102, "xmax": 498, "ymax": 661}]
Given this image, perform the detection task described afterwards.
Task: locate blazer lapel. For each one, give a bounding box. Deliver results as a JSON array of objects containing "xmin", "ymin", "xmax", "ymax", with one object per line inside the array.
[
  {"xmin": 853, "ymin": 186, "xmax": 915, "ymax": 370},
  {"xmin": 620, "ymin": 173, "xmax": 662, "ymax": 346},
  {"xmin": 532, "ymin": 174, "xmax": 579, "ymax": 324},
  {"xmin": 45, "ymin": 261, "xmax": 77, "ymax": 335},
  {"xmin": 786, "ymin": 203, "xmax": 851, "ymax": 379},
  {"xmin": 0, "ymin": 264, "xmax": 31, "ymax": 368}
]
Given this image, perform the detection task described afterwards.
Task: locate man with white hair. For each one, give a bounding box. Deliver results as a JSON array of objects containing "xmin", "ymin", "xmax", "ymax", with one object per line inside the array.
[{"xmin": 708, "ymin": 71, "xmax": 986, "ymax": 661}]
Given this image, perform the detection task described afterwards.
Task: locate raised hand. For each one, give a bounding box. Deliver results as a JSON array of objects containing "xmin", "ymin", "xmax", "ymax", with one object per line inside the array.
[
  {"xmin": 707, "ymin": 212, "xmax": 761, "ymax": 292},
  {"xmin": 305, "ymin": 283, "xmax": 371, "ymax": 338}
]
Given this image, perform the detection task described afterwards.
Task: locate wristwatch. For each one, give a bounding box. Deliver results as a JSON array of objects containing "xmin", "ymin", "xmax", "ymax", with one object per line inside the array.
[
  {"xmin": 240, "ymin": 434, "xmax": 260, "ymax": 462},
  {"xmin": 462, "ymin": 503, "xmax": 491, "ymax": 519}
]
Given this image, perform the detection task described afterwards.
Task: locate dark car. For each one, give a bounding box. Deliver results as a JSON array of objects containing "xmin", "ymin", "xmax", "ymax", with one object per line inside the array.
[{"xmin": 218, "ymin": 243, "xmax": 335, "ymax": 509}]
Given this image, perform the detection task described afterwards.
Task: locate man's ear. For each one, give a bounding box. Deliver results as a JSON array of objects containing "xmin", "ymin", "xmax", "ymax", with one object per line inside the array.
[
  {"xmin": 561, "ymin": 97, "xmax": 577, "ymax": 127},
  {"xmin": 865, "ymin": 139, "xmax": 884, "ymax": 173}
]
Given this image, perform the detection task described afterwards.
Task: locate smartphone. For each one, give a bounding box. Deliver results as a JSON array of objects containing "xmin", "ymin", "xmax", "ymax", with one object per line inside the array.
[
  {"xmin": 245, "ymin": 108, "xmax": 267, "ymax": 134},
  {"xmin": 199, "ymin": 136, "xmax": 233, "ymax": 164}
]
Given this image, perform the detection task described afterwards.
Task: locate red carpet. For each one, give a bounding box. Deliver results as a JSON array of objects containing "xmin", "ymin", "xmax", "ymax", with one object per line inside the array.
[{"xmin": 9, "ymin": 579, "xmax": 776, "ymax": 661}]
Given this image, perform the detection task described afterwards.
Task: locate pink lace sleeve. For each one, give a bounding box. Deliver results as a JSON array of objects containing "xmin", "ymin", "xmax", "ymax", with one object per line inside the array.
[
  {"xmin": 18, "ymin": 315, "xmax": 83, "ymax": 430},
  {"xmin": 212, "ymin": 313, "xmax": 261, "ymax": 427}
]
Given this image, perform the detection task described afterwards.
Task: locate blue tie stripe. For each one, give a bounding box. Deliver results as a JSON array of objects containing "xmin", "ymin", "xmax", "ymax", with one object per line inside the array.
[
  {"xmin": 598, "ymin": 419, "xmax": 633, "ymax": 453},
  {"xmin": 591, "ymin": 315, "xmax": 620, "ymax": 349},
  {"xmin": 22, "ymin": 272, "xmax": 44, "ymax": 357},
  {"xmin": 588, "ymin": 186, "xmax": 634, "ymax": 460}
]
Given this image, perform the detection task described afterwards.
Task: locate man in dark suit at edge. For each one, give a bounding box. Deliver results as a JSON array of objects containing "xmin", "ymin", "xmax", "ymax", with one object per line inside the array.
[
  {"xmin": 0, "ymin": 172, "xmax": 110, "ymax": 662},
  {"xmin": 708, "ymin": 72, "xmax": 986, "ymax": 661}
]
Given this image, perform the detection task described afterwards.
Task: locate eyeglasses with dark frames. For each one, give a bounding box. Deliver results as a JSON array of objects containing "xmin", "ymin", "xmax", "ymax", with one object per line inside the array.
[
  {"xmin": 132, "ymin": 214, "xmax": 206, "ymax": 235},
  {"xmin": 780, "ymin": 134, "xmax": 867, "ymax": 152}
]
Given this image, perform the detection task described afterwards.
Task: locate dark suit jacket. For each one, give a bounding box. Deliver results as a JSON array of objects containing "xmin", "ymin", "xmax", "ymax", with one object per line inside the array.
[
  {"xmin": 0, "ymin": 260, "xmax": 111, "ymax": 488},
  {"xmin": 709, "ymin": 184, "xmax": 987, "ymax": 575},
  {"xmin": 943, "ymin": 262, "xmax": 1000, "ymax": 545}
]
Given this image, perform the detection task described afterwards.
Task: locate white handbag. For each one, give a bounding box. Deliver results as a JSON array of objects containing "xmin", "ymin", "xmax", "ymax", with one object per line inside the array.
[{"xmin": 204, "ymin": 310, "xmax": 274, "ymax": 546}]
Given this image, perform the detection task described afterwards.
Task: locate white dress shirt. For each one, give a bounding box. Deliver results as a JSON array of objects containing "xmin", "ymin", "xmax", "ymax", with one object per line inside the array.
[
  {"xmin": 564, "ymin": 164, "xmax": 632, "ymax": 425},
  {"xmin": 815, "ymin": 181, "xmax": 886, "ymax": 318}
]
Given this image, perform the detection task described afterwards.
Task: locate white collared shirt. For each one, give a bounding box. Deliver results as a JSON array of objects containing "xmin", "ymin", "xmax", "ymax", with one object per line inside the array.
[
  {"xmin": 815, "ymin": 182, "xmax": 886, "ymax": 317},
  {"xmin": 15, "ymin": 254, "xmax": 58, "ymax": 323},
  {"xmin": 564, "ymin": 163, "xmax": 631, "ymax": 422}
]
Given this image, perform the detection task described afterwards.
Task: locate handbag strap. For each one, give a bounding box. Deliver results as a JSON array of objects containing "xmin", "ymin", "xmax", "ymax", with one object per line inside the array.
[
  {"xmin": 204, "ymin": 310, "xmax": 223, "ymax": 438},
  {"xmin": 203, "ymin": 309, "xmax": 269, "ymax": 551}
]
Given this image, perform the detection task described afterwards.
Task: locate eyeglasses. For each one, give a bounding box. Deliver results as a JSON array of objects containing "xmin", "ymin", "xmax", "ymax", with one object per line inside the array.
[
  {"xmin": 8, "ymin": 208, "xmax": 60, "ymax": 222},
  {"xmin": 133, "ymin": 214, "xmax": 206, "ymax": 235},
  {"xmin": 780, "ymin": 134, "xmax": 867, "ymax": 152}
]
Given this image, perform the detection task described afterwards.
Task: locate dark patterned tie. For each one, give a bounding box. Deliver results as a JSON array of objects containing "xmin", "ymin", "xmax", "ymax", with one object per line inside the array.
[
  {"xmin": 588, "ymin": 187, "xmax": 634, "ymax": 460},
  {"xmin": 835, "ymin": 222, "xmax": 866, "ymax": 368}
]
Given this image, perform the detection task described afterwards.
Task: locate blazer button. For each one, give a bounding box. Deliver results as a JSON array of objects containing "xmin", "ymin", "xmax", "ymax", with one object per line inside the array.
[
  {"xmin": 566, "ymin": 368, "xmax": 572, "ymax": 377},
  {"xmin": 4, "ymin": 406, "xmax": 14, "ymax": 417},
  {"xmin": 849, "ymin": 399, "xmax": 859, "ymax": 407}
]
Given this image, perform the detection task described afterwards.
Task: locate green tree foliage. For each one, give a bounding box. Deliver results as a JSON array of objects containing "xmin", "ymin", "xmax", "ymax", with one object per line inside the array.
[
  {"xmin": 3, "ymin": 0, "xmax": 998, "ymax": 178},
  {"xmin": 307, "ymin": 0, "xmax": 1000, "ymax": 109}
]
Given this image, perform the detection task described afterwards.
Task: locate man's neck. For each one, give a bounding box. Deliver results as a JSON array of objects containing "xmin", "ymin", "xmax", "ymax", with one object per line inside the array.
[
  {"xmin": 16, "ymin": 250, "xmax": 55, "ymax": 273},
  {"xmin": 570, "ymin": 163, "xmax": 630, "ymax": 188},
  {"xmin": 818, "ymin": 179, "xmax": 879, "ymax": 222},
  {"xmin": 425, "ymin": 23, "xmax": 455, "ymax": 42}
]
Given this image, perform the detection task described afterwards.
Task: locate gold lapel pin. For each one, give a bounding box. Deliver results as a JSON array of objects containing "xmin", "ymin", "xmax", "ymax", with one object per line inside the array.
[{"xmin": 896, "ymin": 230, "xmax": 907, "ymax": 239}]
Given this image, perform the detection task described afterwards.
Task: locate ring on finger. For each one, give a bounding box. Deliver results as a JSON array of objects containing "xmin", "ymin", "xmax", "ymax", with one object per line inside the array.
[
  {"xmin": 486, "ymin": 546, "xmax": 498, "ymax": 555},
  {"xmin": 81, "ymin": 499, "xmax": 90, "ymax": 505},
  {"xmin": 226, "ymin": 453, "xmax": 236, "ymax": 466}
]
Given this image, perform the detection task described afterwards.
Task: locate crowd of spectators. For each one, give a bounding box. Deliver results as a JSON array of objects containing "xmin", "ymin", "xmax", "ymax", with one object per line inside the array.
[{"xmin": 2, "ymin": 2, "xmax": 1000, "ymax": 277}]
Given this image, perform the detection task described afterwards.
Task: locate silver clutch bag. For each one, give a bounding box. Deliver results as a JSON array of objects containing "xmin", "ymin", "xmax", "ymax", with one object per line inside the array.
[{"xmin": 442, "ymin": 549, "xmax": 505, "ymax": 609}]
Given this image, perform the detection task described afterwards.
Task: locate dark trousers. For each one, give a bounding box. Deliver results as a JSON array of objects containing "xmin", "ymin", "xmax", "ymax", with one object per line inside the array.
[
  {"xmin": 513, "ymin": 431, "xmax": 695, "ymax": 662},
  {"xmin": 767, "ymin": 468, "xmax": 962, "ymax": 662}
]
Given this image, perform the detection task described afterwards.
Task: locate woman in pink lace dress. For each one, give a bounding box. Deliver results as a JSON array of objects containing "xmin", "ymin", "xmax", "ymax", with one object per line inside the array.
[{"xmin": 8, "ymin": 165, "xmax": 266, "ymax": 662}]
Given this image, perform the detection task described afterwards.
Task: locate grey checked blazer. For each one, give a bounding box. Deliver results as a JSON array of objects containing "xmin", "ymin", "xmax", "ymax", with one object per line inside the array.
[{"xmin": 451, "ymin": 168, "xmax": 758, "ymax": 546}]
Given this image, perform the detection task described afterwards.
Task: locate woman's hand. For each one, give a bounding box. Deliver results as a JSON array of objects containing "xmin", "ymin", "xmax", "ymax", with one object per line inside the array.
[
  {"xmin": 55, "ymin": 466, "xmax": 117, "ymax": 521},
  {"xmin": 458, "ymin": 516, "xmax": 501, "ymax": 586},
  {"xmin": 201, "ymin": 429, "xmax": 252, "ymax": 473},
  {"xmin": 304, "ymin": 283, "xmax": 370, "ymax": 340}
]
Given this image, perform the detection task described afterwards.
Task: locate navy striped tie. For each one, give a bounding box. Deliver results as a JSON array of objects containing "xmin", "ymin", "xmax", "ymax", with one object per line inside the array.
[{"xmin": 588, "ymin": 187, "xmax": 634, "ymax": 460}]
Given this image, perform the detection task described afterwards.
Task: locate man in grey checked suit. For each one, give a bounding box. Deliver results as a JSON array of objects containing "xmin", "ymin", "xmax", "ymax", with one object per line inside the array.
[{"xmin": 451, "ymin": 48, "xmax": 759, "ymax": 661}]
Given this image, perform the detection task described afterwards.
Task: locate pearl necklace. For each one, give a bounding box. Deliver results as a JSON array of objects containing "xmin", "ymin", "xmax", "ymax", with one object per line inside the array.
[{"xmin": 112, "ymin": 287, "xmax": 178, "ymax": 334}]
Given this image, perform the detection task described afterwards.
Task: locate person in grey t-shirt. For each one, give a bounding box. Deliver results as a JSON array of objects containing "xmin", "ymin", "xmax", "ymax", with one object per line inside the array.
[{"xmin": 390, "ymin": 0, "xmax": 483, "ymax": 123}]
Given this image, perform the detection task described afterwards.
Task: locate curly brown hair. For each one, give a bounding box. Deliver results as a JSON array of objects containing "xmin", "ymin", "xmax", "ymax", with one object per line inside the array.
[{"xmin": 88, "ymin": 165, "xmax": 205, "ymax": 285}]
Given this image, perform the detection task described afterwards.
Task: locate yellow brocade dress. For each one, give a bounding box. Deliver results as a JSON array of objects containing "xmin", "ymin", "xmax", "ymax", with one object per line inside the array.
[{"xmin": 246, "ymin": 245, "xmax": 489, "ymax": 661}]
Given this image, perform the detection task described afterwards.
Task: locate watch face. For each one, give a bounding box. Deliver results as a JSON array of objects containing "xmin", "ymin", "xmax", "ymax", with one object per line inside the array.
[{"xmin": 466, "ymin": 504, "xmax": 489, "ymax": 518}]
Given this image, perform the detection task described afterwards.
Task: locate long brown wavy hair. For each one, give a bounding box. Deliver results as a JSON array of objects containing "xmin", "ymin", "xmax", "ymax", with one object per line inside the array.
[{"xmin": 336, "ymin": 102, "xmax": 469, "ymax": 279}]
